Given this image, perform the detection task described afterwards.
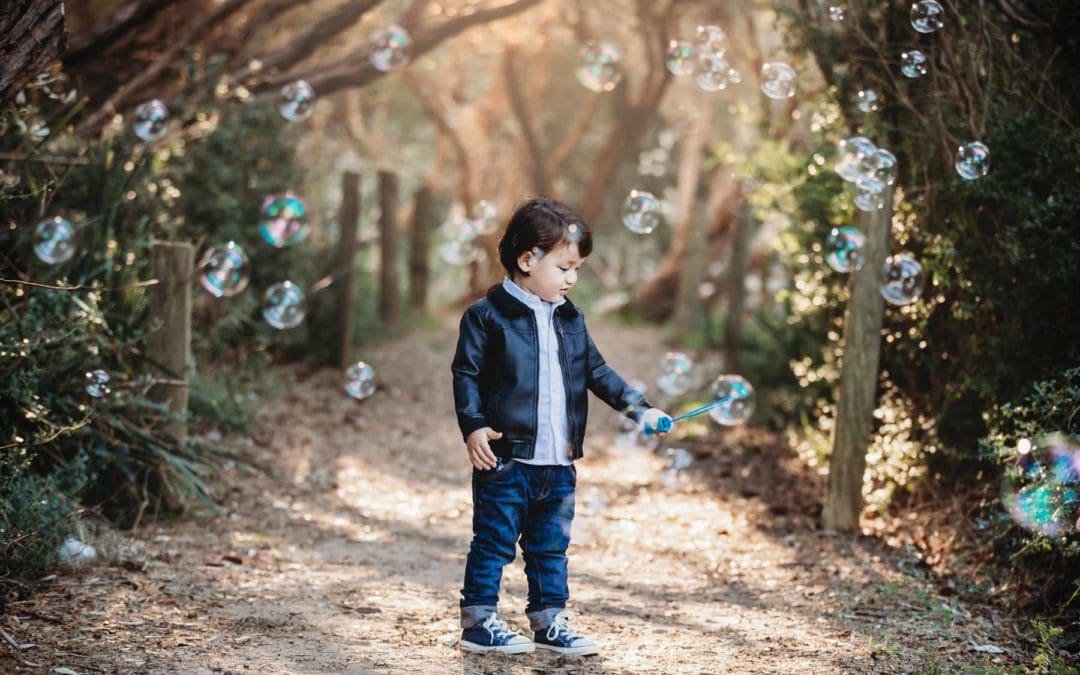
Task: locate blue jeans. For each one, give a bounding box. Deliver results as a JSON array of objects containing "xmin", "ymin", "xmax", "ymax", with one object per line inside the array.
[{"xmin": 460, "ymin": 460, "xmax": 576, "ymax": 632}]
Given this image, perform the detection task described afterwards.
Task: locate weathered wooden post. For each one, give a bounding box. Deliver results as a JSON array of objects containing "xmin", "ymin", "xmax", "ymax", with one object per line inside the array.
[
  {"xmin": 378, "ymin": 170, "xmax": 400, "ymax": 324},
  {"xmin": 147, "ymin": 241, "xmax": 193, "ymax": 447},
  {"xmin": 822, "ymin": 191, "xmax": 894, "ymax": 532},
  {"xmin": 724, "ymin": 198, "xmax": 755, "ymax": 371},
  {"xmin": 408, "ymin": 184, "xmax": 434, "ymax": 311},
  {"xmin": 335, "ymin": 171, "xmax": 360, "ymax": 368}
]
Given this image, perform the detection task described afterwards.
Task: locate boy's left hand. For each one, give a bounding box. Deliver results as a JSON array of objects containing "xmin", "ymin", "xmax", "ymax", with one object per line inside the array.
[{"xmin": 640, "ymin": 407, "xmax": 671, "ymax": 437}]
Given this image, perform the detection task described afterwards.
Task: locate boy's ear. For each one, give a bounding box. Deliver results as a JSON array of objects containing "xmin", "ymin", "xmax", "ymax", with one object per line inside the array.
[{"xmin": 516, "ymin": 250, "xmax": 533, "ymax": 275}]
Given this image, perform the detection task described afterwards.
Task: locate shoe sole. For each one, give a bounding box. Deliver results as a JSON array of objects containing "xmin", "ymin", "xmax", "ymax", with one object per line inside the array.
[
  {"xmin": 535, "ymin": 643, "xmax": 600, "ymax": 656},
  {"xmin": 460, "ymin": 640, "xmax": 536, "ymax": 654}
]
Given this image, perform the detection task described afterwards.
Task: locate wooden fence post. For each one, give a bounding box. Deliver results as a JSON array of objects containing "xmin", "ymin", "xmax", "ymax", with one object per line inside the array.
[
  {"xmin": 822, "ymin": 191, "xmax": 894, "ymax": 532},
  {"xmin": 408, "ymin": 183, "xmax": 434, "ymax": 311},
  {"xmin": 378, "ymin": 170, "xmax": 400, "ymax": 324},
  {"xmin": 335, "ymin": 171, "xmax": 360, "ymax": 368},
  {"xmin": 147, "ymin": 241, "xmax": 193, "ymax": 447}
]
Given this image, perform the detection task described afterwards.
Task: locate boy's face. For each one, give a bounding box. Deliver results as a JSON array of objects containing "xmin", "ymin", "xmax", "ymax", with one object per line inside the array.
[{"xmin": 515, "ymin": 242, "xmax": 585, "ymax": 303}]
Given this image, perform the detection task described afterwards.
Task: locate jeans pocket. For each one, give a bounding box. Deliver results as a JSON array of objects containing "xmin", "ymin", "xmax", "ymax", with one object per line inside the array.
[{"xmin": 475, "ymin": 458, "xmax": 516, "ymax": 482}]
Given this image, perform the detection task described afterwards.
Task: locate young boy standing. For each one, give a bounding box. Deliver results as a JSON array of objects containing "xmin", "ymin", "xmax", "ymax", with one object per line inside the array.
[{"xmin": 451, "ymin": 197, "xmax": 669, "ymax": 656}]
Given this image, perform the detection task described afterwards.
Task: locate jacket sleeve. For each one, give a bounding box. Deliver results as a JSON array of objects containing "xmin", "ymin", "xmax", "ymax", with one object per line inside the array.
[
  {"xmin": 451, "ymin": 304, "xmax": 490, "ymax": 441},
  {"xmin": 585, "ymin": 330, "xmax": 652, "ymax": 421}
]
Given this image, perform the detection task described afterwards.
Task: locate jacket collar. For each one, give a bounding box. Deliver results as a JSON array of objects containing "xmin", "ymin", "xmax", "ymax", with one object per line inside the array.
[{"xmin": 486, "ymin": 283, "xmax": 581, "ymax": 319}]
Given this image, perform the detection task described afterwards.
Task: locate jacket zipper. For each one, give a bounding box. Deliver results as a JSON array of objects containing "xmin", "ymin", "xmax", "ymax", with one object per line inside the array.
[
  {"xmin": 555, "ymin": 317, "xmax": 578, "ymax": 458},
  {"xmin": 530, "ymin": 313, "xmax": 540, "ymax": 455}
]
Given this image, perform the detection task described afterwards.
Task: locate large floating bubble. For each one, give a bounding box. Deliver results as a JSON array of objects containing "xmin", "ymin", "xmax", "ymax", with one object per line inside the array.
[
  {"xmin": 622, "ymin": 190, "xmax": 662, "ymax": 234},
  {"xmin": 708, "ymin": 374, "xmax": 755, "ymax": 426},
  {"xmin": 657, "ymin": 352, "xmax": 694, "ymax": 396},
  {"xmin": 760, "ymin": 62, "xmax": 797, "ymax": 100},
  {"xmin": 1003, "ymin": 435, "xmax": 1080, "ymax": 538},
  {"xmin": 829, "ymin": 5, "xmax": 846, "ymax": 22},
  {"xmin": 665, "ymin": 447, "xmax": 694, "ymax": 471},
  {"xmin": 279, "ymin": 80, "xmax": 315, "ymax": 121},
  {"xmin": 873, "ymin": 148, "xmax": 898, "ymax": 186},
  {"xmin": 85, "ymin": 369, "xmax": 111, "ymax": 398},
  {"xmin": 910, "ymin": 1, "xmax": 945, "ymax": 34},
  {"xmin": 695, "ymin": 25, "xmax": 728, "ymax": 57},
  {"xmin": 370, "ymin": 24, "xmax": 411, "ymax": 72},
  {"xmin": 198, "ymin": 241, "xmax": 250, "ymax": 298},
  {"xmin": 438, "ymin": 217, "xmax": 482, "ymax": 265},
  {"xmin": 854, "ymin": 175, "xmax": 886, "ymax": 212},
  {"xmin": 576, "ymin": 41, "xmax": 623, "ymax": 92},
  {"xmin": 695, "ymin": 54, "xmax": 735, "ymax": 92},
  {"xmin": 666, "ymin": 40, "xmax": 697, "ymax": 76},
  {"xmin": 344, "ymin": 361, "xmax": 376, "ymax": 400},
  {"xmin": 33, "ymin": 216, "xmax": 76, "ymax": 264},
  {"xmin": 259, "ymin": 193, "xmax": 308, "ymax": 248},
  {"xmin": 857, "ymin": 88, "xmax": 881, "ymax": 113},
  {"xmin": 880, "ymin": 253, "xmax": 925, "ymax": 306},
  {"xmin": 133, "ymin": 99, "xmax": 168, "ymax": 142},
  {"xmin": 262, "ymin": 281, "xmax": 305, "ymax": 329},
  {"xmin": 835, "ymin": 136, "xmax": 878, "ymax": 182},
  {"xmin": 825, "ymin": 226, "xmax": 866, "ymax": 273},
  {"xmin": 900, "ymin": 50, "xmax": 928, "ymax": 78},
  {"xmin": 955, "ymin": 141, "xmax": 990, "ymax": 181}
]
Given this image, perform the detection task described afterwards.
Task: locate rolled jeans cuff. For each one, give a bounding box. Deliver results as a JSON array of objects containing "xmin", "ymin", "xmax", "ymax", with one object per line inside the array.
[
  {"xmin": 460, "ymin": 604, "xmax": 498, "ymax": 629},
  {"xmin": 526, "ymin": 606, "xmax": 566, "ymax": 632}
]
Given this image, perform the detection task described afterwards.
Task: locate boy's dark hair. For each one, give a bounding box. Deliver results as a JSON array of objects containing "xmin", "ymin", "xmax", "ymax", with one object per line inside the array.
[{"xmin": 497, "ymin": 197, "xmax": 593, "ymax": 277}]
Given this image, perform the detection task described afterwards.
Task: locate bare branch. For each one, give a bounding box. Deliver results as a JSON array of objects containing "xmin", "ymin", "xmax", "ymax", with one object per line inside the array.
[
  {"xmin": 63, "ymin": 0, "xmax": 178, "ymax": 66},
  {"xmin": 503, "ymin": 46, "xmax": 553, "ymax": 195}
]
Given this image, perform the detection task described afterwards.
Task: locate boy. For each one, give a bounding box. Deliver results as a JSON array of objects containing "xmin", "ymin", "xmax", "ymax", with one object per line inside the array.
[{"xmin": 451, "ymin": 197, "xmax": 669, "ymax": 655}]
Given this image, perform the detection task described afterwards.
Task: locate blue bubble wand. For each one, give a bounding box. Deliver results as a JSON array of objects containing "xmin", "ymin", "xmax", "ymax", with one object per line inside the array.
[{"xmin": 643, "ymin": 395, "xmax": 732, "ymax": 436}]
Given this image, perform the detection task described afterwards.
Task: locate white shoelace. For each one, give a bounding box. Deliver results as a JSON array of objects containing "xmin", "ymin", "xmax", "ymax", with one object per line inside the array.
[
  {"xmin": 482, "ymin": 613, "xmax": 516, "ymax": 642},
  {"xmin": 545, "ymin": 610, "xmax": 582, "ymax": 642}
]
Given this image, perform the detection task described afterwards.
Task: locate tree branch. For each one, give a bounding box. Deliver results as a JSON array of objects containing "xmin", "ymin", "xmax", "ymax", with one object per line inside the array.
[
  {"xmin": 63, "ymin": 0, "xmax": 179, "ymax": 67},
  {"xmin": 503, "ymin": 45, "xmax": 553, "ymax": 195}
]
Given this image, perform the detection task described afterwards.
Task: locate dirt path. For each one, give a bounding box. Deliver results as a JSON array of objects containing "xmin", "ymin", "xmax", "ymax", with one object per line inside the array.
[{"xmin": 2, "ymin": 314, "xmax": 1030, "ymax": 674}]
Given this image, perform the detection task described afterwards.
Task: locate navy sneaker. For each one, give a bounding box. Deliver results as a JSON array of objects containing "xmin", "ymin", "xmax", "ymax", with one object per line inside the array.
[
  {"xmin": 534, "ymin": 611, "xmax": 599, "ymax": 656},
  {"xmin": 460, "ymin": 612, "xmax": 535, "ymax": 654}
]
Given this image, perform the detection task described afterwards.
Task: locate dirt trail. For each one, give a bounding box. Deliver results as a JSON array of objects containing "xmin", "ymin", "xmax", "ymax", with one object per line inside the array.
[{"xmin": 2, "ymin": 314, "xmax": 1029, "ymax": 674}]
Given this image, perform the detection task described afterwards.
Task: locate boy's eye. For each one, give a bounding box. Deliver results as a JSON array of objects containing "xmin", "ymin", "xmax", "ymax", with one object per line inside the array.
[{"xmin": 559, "ymin": 267, "xmax": 570, "ymax": 272}]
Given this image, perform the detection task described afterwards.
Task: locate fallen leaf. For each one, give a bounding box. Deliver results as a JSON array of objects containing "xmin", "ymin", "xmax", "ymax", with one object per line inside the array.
[
  {"xmin": 972, "ymin": 644, "xmax": 1006, "ymax": 654},
  {"xmin": 53, "ymin": 668, "xmax": 79, "ymax": 675}
]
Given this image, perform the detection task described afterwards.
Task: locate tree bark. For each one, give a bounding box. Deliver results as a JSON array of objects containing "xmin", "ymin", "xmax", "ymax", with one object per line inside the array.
[
  {"xmin": 503, "ymin": 46, "xmax": 553, "ymax": 196},
  {"xmin": 822, "ymin": 191, "xmax": 894, "ymax": 532},
  {"xmin": 723, "ymin": 197, "xmax": 755, "ymax": 372},
  {"xmin": 408, "ymin": 184, "xmax": 434, "ymax": 311},
  {"xmin": 378, "ymin": 170, "xmax": 401, "ymax": 324},
  {"xmin": 147, "ymin": 241, "xmax": 193, "ymax": 448},
  {"xmin": 63, "ymin": 0, "xmax": 177, "ymax": 67},
  {"xmin": 335, "ymin": 171, "xmax": 361, "ymax": 369},
  {"xmin": 0, "ymin": 0, "xmax": 66, "ymax": 106}
]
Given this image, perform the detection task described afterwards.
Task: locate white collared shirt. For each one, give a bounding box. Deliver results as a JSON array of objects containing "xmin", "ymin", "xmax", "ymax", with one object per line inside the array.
[{"xmin": 501, "ymin": 276, "xmax": 572, "ymax": 466}]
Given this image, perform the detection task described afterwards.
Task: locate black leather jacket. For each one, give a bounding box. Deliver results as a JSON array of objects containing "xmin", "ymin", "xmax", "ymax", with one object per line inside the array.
[{"xmin": 452, "ymin": 283, "xmax": 651, "ymax": 461}]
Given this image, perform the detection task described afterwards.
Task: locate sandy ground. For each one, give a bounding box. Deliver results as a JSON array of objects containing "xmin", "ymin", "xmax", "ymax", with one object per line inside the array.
[{"xmin": 1, "ymin": 314, "xmax": 1032, "ymax": 674}]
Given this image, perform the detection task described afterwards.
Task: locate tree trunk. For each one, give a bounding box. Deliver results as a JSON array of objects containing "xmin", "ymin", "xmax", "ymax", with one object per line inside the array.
[
  {"xmin": 335, "ymin": 171, "xmax": 360, "ymax": 369},
  {"xmin": 821, "ymin": 191, "xmax": 894, "ymax": 532},
  {"xmin": 408, "ymin": 183, "xmax": 434, "ymax": 311},
  {"xmin": 0, "ymin": 0, "xmax": 66, "ymax": 106},
  {"xmin": 147, "ymin": 241, "xmax": 193, "ymax": 448},
  {"xmin": 723, "ymin": 197, "xmax": 755, "ymax": 371},
  {"xmin": 378, "ymin": 170, "xmax": 401, "ymax": 324}
]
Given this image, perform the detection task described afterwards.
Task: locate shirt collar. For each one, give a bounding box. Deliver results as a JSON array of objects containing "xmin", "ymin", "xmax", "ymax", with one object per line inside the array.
[{"xmin": 502, "ymin": 276, "xmax": 564, "ymax": 311}]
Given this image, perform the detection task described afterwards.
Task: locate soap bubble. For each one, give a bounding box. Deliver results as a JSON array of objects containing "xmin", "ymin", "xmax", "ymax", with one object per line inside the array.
[
  {"xmin": 835, "ymin": 136, "xmax": 878, "ymax": 182},
  {"xmin": 198, "ymin": 241, "xmax": 250, "ymax": 298},
  {"xmin": 857, "ymin": 88, "xmax": 881, "ymax": 113},
  {"xmin": 262, "ymin": 281, "xmax": 305, "ymax": 329},
  {"xmin": 344, "ymin": 361, "xmax": 376, "ymax": 400},
  {"xmin": 58, "ymin": 537, "xmax": 97, "ymax": 565},
  {"xmin": 760, "ymin": 62, "xmax": 797, "ymax": 99},
  {"xmin": 622, "ymin": 190, "xmax": 662, "ymax": 234},
  {"xmin": 708, "ymin": 374, "xmax": 756, "ymax": 426},
  {"xmin": 370, "ymin": 24, "xmax": 411, "ymax": 72},
  {"xmin": 880, "ymin": 253, "xmax": 925, "ymax": 306},
  {"xmin": 825, "ymin": 226, "xmax": 866, "ymax": 273},
  {"xmin": 955, "ymin": 141, "xmax": 990, "ymax": 180},
  {"xmin": 33, "ymin": 216, "xmax": 76, "ymax": 264},
  {"xmin": 910, "ymin": 1, "xmax": 944, "ymax": 34},
  {"xmin": 829, "ymin": 5, "xmax": 846, "ymax": 21},
  {"xmin": 471, "ymin": 200, "xmax": 499, "ymax": 235},
  {"xmin": 666, "ymin": 40, "xmax": 697, "ymax": 76},
  {"xmin": 576, "ymin": 40, "xmax": 623, "ymax": 92},
  {"xmin": 695, "ymin": 25, "xmax": 728, "ymax": 57},
  {"xmin": 279, "ymin": 80, "xmax": 314, "ymax": 121},
  {"xmin": 665, "ymin": 447, "xmax": 694, "ymax": 471},
  {"xmin": 900, "ymin": 50, "xmax": 928, "ymax": 78},
  {"xmin": 695, "ymin": 54, "xmax": 734, "ymax": 92},
  {"xmin": 657, "ymin": 352, "xmax": 694, "ymax": 396},
  {"xmin": 873, "ymin": 148, "xmax": 898, "ymax": 186},
  {"xmin": 854, "ymin": 174, "xmax": 886, "ymax": 212},
  {"xmin": 85, "ymin": 369, "xmax": 111, "ymax": 398},
  {"xmin": 132, "ymin": 99, "xmax": 168, "ymax": 142},
  {"xmin": 1003, "ymin": 434, "xmax": 1080, "ymax": 538},
  {"xmin": 259, "ymin": 193, "xmax": 308, "ymax": 247},
  {"xmin": 438, "ymin": 218, "xmax": 482, "ymax": 265}
]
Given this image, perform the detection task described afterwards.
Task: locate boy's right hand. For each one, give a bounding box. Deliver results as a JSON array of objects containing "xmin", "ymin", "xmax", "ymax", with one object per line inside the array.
[{"xmin": 466, "ymin": 427, "xmax": 504, "ymax": 470}]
